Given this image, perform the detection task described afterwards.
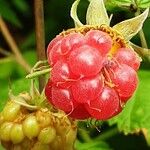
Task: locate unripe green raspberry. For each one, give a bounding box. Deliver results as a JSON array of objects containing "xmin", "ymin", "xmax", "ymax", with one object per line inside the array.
[
  {"xmin": 36, "ymin": 110, "xmax": 51, "ymax": 128},
  {"xmin": 50, "ymin": 136, "xmax": 62, "ymax": 150},
  {"xmin": 0, "ymin": 113, "xmax": 4, "ymax": 124},
  {"xmin": 65, "ymin": 128, "xmax": 77, "ymax": 150},
  {"xmin": 11, "ymin": 144, "xmax": 22, "ymax": 150},
  {"xmin": 38, "ymin": 126, "xmax": 56, "ymax": 144},
  {"xmin": 32, "ymin": 142, "xmax": 50, "ymax": 150},
  {"xmin": 21, "ymin": 138, "xmax": 31, "ymax": 150},
  {"xmin": 2, "ymin": 101, "xmax": 20, "ymax": 121},
  {"xmin": 23, "ymin": 115, "xmax": 40, "ymax": 139},
  {"xmin": 0, "ymin": 122, "xmax": 13, "ymax": 141},
  {"xmin": 10, "ymin": 124, "xmax": 25, "ymax": 144}
]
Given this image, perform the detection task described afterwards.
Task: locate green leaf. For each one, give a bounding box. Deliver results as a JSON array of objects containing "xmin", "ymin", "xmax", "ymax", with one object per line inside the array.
[
  {"xmin": 108, "ymin": 70, "xmax": 150, "ymax": 145},
  {"xmin": 113, "ymin": 8, "xmax": 149, "ymax": 41},
  {"xmin": 0, "ymin": 0, "xmax": 22, "ymax": 27},
  {"xmin": 75, "ymin": 140, "xmax": 111, "ymax": 150},
  {"xmin": 137, "ymin": 0, "xmax": 150, "ymax": 8},
  {"xmin": 70, "ymin": 0, "xmax": 84, "ymax": 28},
  {"xmin": 0, "ymin": 58, "xmax": 15, "ymax": 79},
  {"xmin": 86, "ymin": 0, "xmax": 110, "ymax": 26},
  {"xmin": 106, "ymin": 0, "xmax": 132, "ymax": 7},
  {"xmin": 11, "ymin": 0, "xmax": 29, "ymax": 13}
]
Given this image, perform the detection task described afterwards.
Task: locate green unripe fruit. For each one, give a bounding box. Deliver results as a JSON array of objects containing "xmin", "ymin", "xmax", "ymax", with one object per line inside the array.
[
  {"xmin": 38, "ymin": 127, "xmax": 56, "ymax": 144},
  {"xmin": 0, "ymin": 122, "xmax": 13, "ymax": 141},
  {"xmin": 10, "ymin": 124, "xmax": 25, "ymax": 144},
  {"xmin": 2, "ymin": 101, "xmax": 20, "ymax": 121},
  {"xmin": 36, "ymin": 111, "xmax": 51, "ymax": 128},
  {"xmin": 0, "ymin": 113, "xmax": 4, "ymax": 124},
  {"xmin": 11, "ymin": 144, "xmax": 22, "ymax": 150},
  {"xmin": 23, "ymin": 115, "xmax": 40, "ymax": 139},
  {"xmin": 32, "ymin": 142, "xmax": 50, "ymax": 150}
]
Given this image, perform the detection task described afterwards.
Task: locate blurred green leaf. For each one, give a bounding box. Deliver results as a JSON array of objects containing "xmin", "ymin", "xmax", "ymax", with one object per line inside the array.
[
  {"xmin": 11, "ymin": 78, "xmax": 31, "ymax": 94},
  {"xmin": 108, "ymin": 70, "xmax": 150, "ymax": 145},
  {"xmin": 0, "ymin": 144, "xmax": 4, "ymax": 150},
  {"xmin": 137, "ymin": 0, "xmax": 150, "ymax": 8},
  {"xmin": 0, "ymin": 58, "xmax": 15, "ymax": 79},
  {"xmin": 11, "ymin": 0, "xmax": 29, "ymax": 13},
  {"xmin": 75, "ymin": 140, "xmax": 111, "ymax": 150},
  {"xmin": 0, "ymin": 84, "xmax": 8, "ymax": 111},
  {"xmin": 15, "ymin": 50, "xmax": 37, "ymax": 77},
  {"xmin": 21, "ymin": 32, "xmax": 36, "ymax": 50},
  {"xmin": 106, "ymin": 0, "xmax": 132, "ymax": 7},
  {"xmin": 0, "ymin": 0, "xmax": 22, "ymax": 27}
]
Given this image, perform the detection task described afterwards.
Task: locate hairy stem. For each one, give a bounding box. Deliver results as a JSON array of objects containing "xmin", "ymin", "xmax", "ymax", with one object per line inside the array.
[
  {"xmin": 0, "ymin": 17, "xmax": 31, "ymax": 73},
  {"xmin": 34, "ymin": 0, "xmax": 46, "ymax": 92}
]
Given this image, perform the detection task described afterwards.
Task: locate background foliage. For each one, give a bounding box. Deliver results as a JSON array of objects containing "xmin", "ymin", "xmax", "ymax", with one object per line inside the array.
[{"xmin": 0, "ymin": 0, "xmax": 150, "ymax": 150}]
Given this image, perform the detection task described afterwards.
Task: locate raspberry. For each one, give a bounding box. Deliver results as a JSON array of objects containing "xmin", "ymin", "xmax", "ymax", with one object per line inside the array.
[
  {"xmin": 46, "ymin": 26, "xmax": 140, "ymax": 120},
  {"xmin": 114, "ymin": 48, "xmax": 141, "ymax": 71},
  {"xmin": 85, "ymin": 30, "xmax": 112, "ymax": 56},
  {"xmin": 68, "ymin": 45, "xmax": 104, "ymax": 77},
  {"xmin": 61, "ymin": 33, "xmax": 85, "ymax": 55},
  {"xmin": 110, "ymin": 64, "xmax": 138, "ymax": 99},
  {"xmin": 69, "ymin": 104, "xmax": 91, "ymax": 119},
  {"xmin": 86, "ymin": 86, "xmax": 120, "ymax": 120},
  {"xmin": 51, "ymin": 86, "xmax": 76, "ymax": 112},
  {"xmin": 47, "ymin": 35, "xmax": 63, "ymax": 65},
  {"xmin": 71, "ymin": 75, "xmax": 103, "ymax": 103}
]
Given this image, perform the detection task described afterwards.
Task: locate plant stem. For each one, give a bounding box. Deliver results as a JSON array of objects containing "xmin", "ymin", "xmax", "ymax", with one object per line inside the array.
[
  {"xmin": 95, "ymin": 127, "xmax": 118, "ymax": 141},
  {"xmin": 0, "ymin": 17, "xmax": 31, "ymax": 73},
  {"xmin": 134, "ymin": 2, "xmax": 148, "ymax": 49},
  {"xmin": 78, "ymin": 129, "xmax": 92, "ymax": 142},
  {"xmin": 34, "ymin": 0, "xmax": 46, "ymax": 92},
  {"xmin": 0, "ymin": 47, "xmax": 11, "ymax": 56},
  {"xmin": 26, "ymin": 68, "xmax": 51, "ymax": 79}
]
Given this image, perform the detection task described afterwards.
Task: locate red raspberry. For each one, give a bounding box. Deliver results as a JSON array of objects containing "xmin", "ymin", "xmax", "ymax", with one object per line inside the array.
[
  {"xmin": 61, "ymin": 33, "xmax": 85, "ymax": 55},
  {"xmin": 51, "ymin": 86, "xmax": 77, "ymax": 112},
  {"xmin": 85, "ymin": 30, "xmax": 112, "ymax": 56},
  {"xmin": 68, "ymin": 45, "xmax": 104, "ymax": 77},
  {"xmin": 114, "ymin": 48, "xmax": 140, "ymax": 71},
  {"xmin": 47, "ymin": 35, "xmax": 63, "ymax": 65},
  {"xmin": 71, "ymin": 75, "xmax": 103, "ymax": 103},
  {"xmin": 45, "ymin": 27, "xmax": 140, "ymax": 120},
  {"xmin": 110, "ymin": 64, "xmax": 138, "ymax": 100},
  {"xmin": 85, "ymin": 86, "xmax": 120, "ymax": 120}
]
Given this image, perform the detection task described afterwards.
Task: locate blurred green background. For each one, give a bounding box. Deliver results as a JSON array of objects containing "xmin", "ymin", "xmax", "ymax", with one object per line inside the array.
[{"xmin": 0, "ymin": 0, "xmax": 150, "ymax": 150}]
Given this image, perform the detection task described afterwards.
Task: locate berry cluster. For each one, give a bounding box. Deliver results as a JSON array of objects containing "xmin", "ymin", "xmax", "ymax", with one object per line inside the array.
[
  {"xmin": 0, "ymin": 100, "xmax": 76, "ymax": 150},
  {"xmin": 45, "ymin": 28, "xmax": 140, "ymax": 120}
]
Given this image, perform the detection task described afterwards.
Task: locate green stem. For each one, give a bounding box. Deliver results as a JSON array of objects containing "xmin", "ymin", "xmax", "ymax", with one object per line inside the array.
[
  {"xmin": 78, "ymin": 129, "xmax": 92, "ymax": 142},
  {"xmin": 134, "ymin": 2, "xmax": 148, "ymax": 49},
  {"xmin": 95, "ymin": 127, "xmax": 118, "ymax": 141},
  {"xmin": 26, "ymin": 68, "xmax": 52, "ymax": 79}
]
